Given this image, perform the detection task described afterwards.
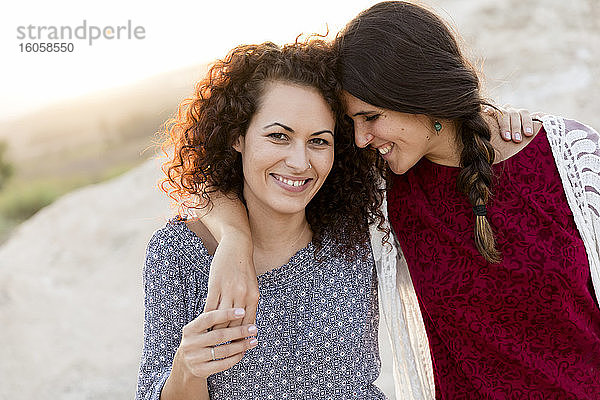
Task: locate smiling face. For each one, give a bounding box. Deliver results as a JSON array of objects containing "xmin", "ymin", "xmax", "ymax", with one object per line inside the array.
[
  {"xmin": 343, "ymin": 91, "xmax": 445, "ymax": 175},
  {"xmin": 234, "ymin": 81, "xmax": 335, "ymax": 217}
]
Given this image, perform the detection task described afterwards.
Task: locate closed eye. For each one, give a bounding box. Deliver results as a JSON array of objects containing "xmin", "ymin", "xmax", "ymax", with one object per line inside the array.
[{"xmin": 365, "ymin": 114, "xmax": 380, "ymax": 122}]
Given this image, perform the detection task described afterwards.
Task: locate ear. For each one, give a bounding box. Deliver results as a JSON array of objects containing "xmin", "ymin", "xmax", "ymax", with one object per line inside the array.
[{"xmin": 232, "ymin": 136, "xmax": 244, "ymax": 153}]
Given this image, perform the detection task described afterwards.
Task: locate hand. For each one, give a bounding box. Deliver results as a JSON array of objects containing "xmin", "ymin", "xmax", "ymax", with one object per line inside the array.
[
  {"xmin": 484, "ymin": 105, "xmax": 537, "ymax": 143},
  {"xmin": 173, "ymin": 308, "xmax": 258, "ymax": 380}
]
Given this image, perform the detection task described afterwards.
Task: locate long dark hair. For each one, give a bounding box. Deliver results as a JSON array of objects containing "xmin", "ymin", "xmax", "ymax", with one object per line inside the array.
[
  {"xmin": 160, "ymin": 38, "xmax": 386, "ymax": 259},
  {"xmin": 335, "ymin": 1, "xmax": 501, "ymax": 263}
]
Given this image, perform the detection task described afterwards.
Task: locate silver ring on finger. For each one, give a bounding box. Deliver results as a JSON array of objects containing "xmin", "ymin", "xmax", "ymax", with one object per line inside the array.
[{"xmin": 211, "ymin": 346, "xmax": 216, "ymax": 361}]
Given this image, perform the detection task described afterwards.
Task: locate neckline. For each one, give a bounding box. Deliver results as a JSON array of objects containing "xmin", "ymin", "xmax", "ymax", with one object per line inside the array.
[{"xmin": 172, "ymin": 219, "xmax": 315, "ymax": 288}]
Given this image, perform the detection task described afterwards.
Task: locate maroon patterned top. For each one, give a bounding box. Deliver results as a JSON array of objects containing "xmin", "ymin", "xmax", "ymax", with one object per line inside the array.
[{"xmin": 387, "ymin": 127, "xmax": 600, "ymax": 399}]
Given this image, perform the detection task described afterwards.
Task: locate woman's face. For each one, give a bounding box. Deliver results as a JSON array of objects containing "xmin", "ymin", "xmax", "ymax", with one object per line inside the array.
[
  {"xmin": 234, "ymin": 81, "xmax": 335, "ymax": 217},
  {"xmin": 343, "ymin": 91, "xmax": 438, "ymax": 175}
]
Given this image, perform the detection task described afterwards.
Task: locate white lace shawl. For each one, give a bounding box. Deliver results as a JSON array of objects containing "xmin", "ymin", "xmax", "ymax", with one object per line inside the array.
[{"xmin": 370, "ymin": 115, "xmax": 600, "ymax": 399}]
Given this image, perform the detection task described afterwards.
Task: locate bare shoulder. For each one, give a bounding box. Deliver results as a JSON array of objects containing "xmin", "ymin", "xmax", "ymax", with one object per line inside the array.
[
  {"xmin": 184, "ymin": 218, "xmax": 218, "ymax": 256},
  {"xmin": 492, "ymin": 120, "xmax": 544, "ymax": 163}
]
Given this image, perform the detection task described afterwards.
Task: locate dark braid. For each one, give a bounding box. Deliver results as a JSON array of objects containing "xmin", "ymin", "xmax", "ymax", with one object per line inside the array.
[{"xmin": 457, "ymin": 112, "xmax": 501, "ymax": 263}]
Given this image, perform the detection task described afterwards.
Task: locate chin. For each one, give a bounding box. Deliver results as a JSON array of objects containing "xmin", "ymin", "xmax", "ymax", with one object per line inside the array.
[
  {"xmin": 268, "ymin": 199, "xmax": 310, "ymax": 215},
  {"xmin": 387, "ymin": 155, "xmax": 419, "ymax": 175},
  {"xmin": 388, "ymin": 163, "xmax": 409, "ymax": 175}
]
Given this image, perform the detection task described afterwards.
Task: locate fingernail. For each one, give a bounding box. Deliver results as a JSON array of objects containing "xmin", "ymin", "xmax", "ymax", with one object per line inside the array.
[
  {"xmin": 234, "ymin": 308, "xmax": 245, "ymax": 317},
  {"xmin": 249, "ymin": 338, "xmax": 258, "ymax": 346},
  {"xmin": 514, "ymin": 132, "xmax": 522, "ymax": 141},
  {"xmin": 525, "ymin": 127, "xmax": 532, "ymax": 134},
  {"xmin": 504, "ymin": 131, "xmax": 511, "ymax": 140},
  {"xmin": 248, "ymin": 325, "xmax": 257, "ymax": 334}
]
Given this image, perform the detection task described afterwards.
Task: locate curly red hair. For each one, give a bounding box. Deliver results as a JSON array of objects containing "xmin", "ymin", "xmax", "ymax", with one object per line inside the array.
[{"xmin": 160, "ymin": 38, "xmax": 387, "ymax": 258}]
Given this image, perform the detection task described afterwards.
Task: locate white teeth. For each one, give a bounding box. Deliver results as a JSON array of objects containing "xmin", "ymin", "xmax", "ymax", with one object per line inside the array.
[
  {"xmin": 378, "ymin": 144, "xmax": 393, "ymax": 155},
  {"xmin": 273, "ymin": 175, "xmax": 308, "ymax": 187}
]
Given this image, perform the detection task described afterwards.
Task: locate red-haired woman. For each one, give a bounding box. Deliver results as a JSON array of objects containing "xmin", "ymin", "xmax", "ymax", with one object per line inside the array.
[{"xmin": 136, "ymin": 39, "xmax": 389, "ymax": 399}]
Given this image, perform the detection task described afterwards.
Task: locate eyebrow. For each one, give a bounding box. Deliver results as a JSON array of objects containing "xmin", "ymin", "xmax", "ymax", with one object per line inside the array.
[
  {"xmin": 264, "ymin": 122, "xmax": 294, "ymax": 132},
  {"xmin": 264, "ymin": 122, "xmax": 333, "ymax": 136},
  {"xmin": 311, "ymin": 130, "xmax": 334, "ymax": 137}
]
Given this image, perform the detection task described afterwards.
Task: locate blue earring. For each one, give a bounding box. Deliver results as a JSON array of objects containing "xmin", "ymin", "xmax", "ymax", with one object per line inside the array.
[{"xmin": 434, "ymin": 121, "xmax": 442, "ymax": 133}]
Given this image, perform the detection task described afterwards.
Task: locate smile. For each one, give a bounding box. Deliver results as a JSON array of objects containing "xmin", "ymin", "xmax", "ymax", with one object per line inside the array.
[
  {"xmin": 272, "ymin": 174, "xmax": 308, "ymax": 186},
  {"xmin": 376, "ymin": 143, "xmax": 394, "ymax": 155},
  {"xmin": 270, "ymin": 174, "xmax": 312, "ymax": 191}
]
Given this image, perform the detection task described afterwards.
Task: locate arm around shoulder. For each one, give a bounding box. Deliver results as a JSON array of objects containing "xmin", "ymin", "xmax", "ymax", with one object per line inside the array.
[{"xmin": 189, "ymin": 193, "xmax": 259, "ymax": 328}]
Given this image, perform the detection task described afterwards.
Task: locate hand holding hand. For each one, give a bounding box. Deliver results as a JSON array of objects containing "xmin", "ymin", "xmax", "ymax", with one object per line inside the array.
[{"xmin": 173, "ymin": 308, "xmax": 258, "ymax": 380}]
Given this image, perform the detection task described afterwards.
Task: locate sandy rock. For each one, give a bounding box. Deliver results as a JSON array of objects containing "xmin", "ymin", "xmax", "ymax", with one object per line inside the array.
[{"xmin": 0, "ymin": 158, "xmax": 171, "ymax": 399}]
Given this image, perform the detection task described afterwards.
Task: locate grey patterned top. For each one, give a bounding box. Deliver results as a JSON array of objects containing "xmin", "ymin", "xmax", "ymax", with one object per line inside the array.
[{"xmin": 135, "ymin": 218, "xmax": 386, "ymax": 400}]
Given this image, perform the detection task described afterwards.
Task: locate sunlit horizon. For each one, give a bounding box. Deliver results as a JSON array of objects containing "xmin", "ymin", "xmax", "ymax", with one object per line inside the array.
[{"xmin": 1, "ymin": 0, "xmax": 380, "ymax": 121}]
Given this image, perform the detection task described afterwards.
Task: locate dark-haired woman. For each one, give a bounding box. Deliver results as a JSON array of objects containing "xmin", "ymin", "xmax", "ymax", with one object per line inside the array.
[
  {"xmin": 199, "ymin": 2, "xmax": 600, "ymax": 400},
  {"xmin": 336, "ymin": 2, "xmax": 600, "ymax": 399},
  {"xmin": 135, "ymin": 39, "xmax": 389, "ymax": 399}
]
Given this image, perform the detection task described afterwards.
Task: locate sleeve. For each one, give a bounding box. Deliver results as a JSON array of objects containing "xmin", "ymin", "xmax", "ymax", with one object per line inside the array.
[
  {"xmin": 545, "ymin": 116, "xmax": 600, "ymax": 311},
  {"xmin": 135, "ymin": 228, "xmax": 188, "ymax": 400}
]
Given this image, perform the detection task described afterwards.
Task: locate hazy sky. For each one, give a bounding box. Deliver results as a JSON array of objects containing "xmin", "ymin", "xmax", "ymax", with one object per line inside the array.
[{"xmin": 1, "ymin": 0, "xmax": 380, "ymax": 121}]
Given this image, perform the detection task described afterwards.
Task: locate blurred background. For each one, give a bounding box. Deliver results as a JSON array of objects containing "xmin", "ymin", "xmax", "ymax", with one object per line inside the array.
[{"xmin": 0, "ymin": 0, "xmax": 598, "ymax": 398}]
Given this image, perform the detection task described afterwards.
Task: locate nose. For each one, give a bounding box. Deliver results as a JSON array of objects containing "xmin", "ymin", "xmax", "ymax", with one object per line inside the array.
[
  {"xmin": 354, "ymin": 125, "xmax": 374, "ymax": 148},
  {"xmin": 284, "ymin": 145, "xmax": 311, "ymax": 171}
]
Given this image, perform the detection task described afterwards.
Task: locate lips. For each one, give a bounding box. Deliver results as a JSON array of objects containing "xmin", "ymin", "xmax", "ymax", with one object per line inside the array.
[
  {"xmin": 271, "ymin": 174, "xmax": 309, "ymax": 187},
  {"xmin": 270, "ymin": 173, "xmax": 313, "ymax": 192},
  {"xmin": 376, "ymin": 143, "xmax": 393, "ymax": 155}
]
